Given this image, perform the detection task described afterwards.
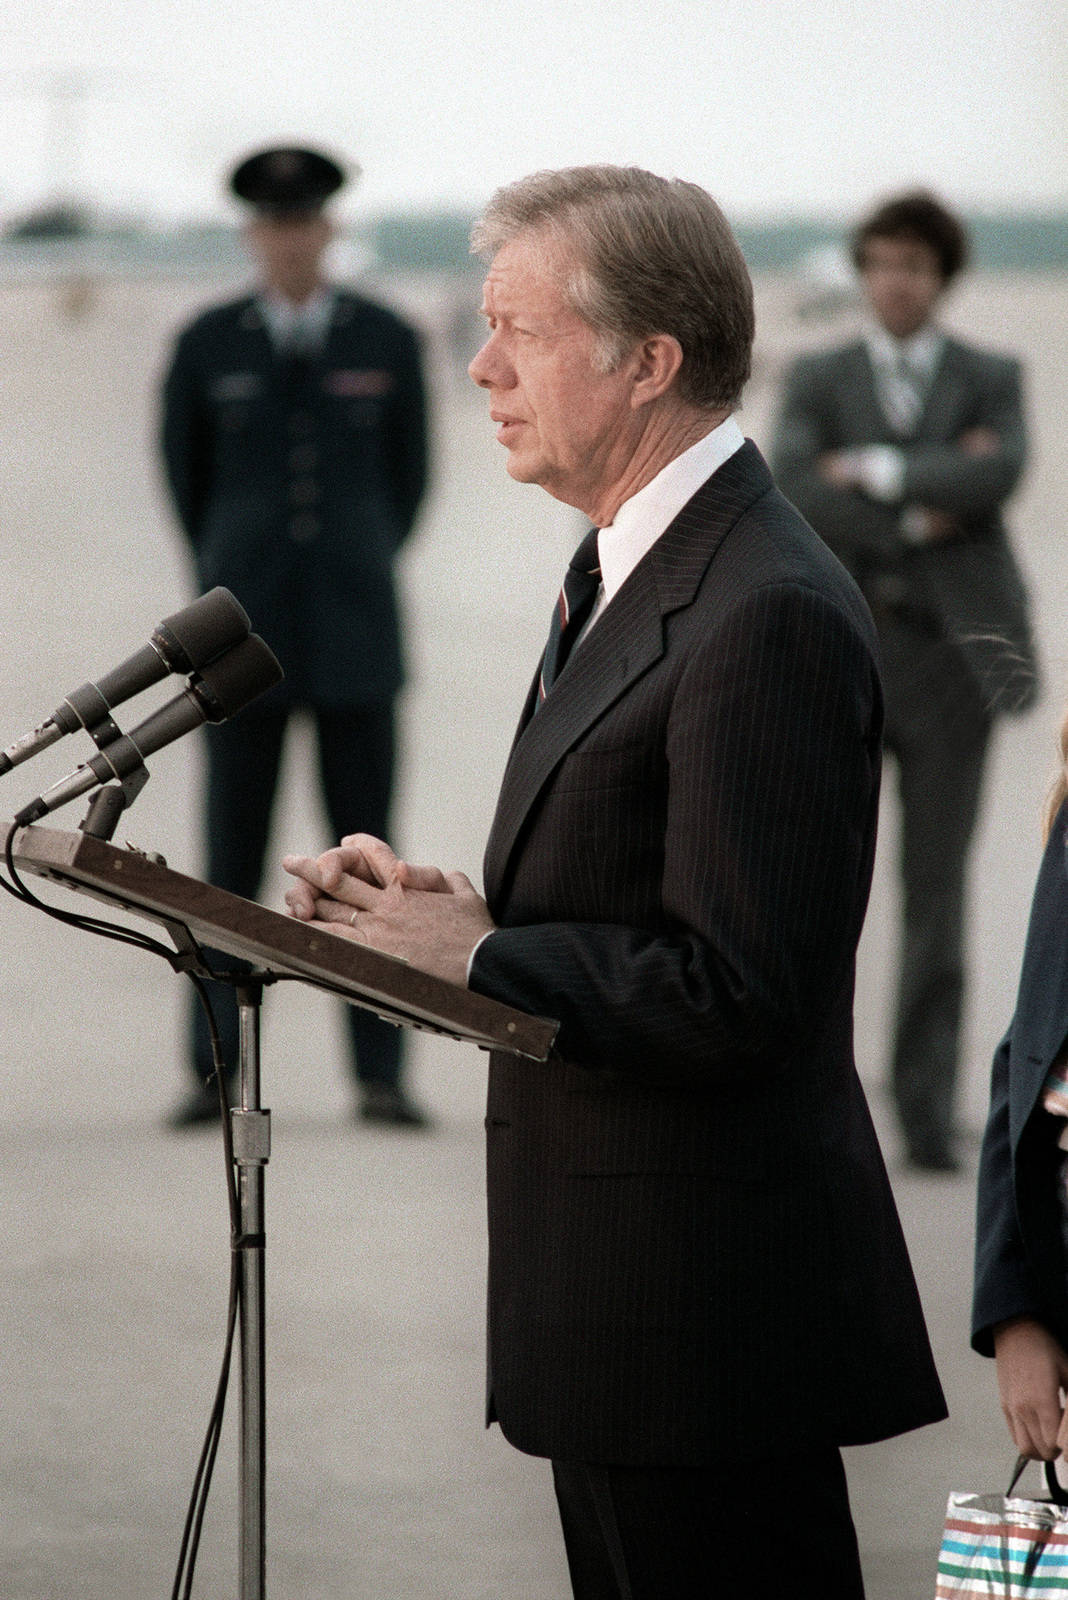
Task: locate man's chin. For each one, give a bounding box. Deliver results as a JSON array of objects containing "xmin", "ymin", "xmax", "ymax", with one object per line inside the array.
[{"xmin": 504, "ymin": 452, "xmax": 541, "ymax": 484}]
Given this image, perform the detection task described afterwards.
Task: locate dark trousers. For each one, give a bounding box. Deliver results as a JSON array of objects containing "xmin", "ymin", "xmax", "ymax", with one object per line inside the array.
[
  {"xmin": 190, "ymin": 698, "xmax": 402, "ymax": 1091},
  {"xmin": 551, "ymin": 1449, "xmax": 864, "ymax": 1599},
  {"xmin": 878, "ymin": 611, "xmax": 992, "ymax": 1159}
]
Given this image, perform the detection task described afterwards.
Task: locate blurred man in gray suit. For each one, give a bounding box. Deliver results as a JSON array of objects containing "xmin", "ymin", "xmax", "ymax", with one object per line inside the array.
[{"xmin": 772, "ymin": 191, "xmax": 1038, "ymax": 1173}]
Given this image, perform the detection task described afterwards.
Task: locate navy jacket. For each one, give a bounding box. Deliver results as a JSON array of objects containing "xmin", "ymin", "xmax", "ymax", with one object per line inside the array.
[
  {"xmin": 973, "ymin": 802, "xmax": 1068, "ymax": 1356},
  {"xmin": 161, "ymin": 288, "xmax": 428, "ymax": 705},
  {"xmin": 469, "ymin": 441, "xmax": 947, "ymax": 1465}
]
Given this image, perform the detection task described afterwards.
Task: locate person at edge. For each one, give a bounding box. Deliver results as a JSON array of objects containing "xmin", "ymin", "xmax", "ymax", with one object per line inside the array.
[{"xmin": 974, "ymin": 703, "xmax": 1068, "ymax": 1466}]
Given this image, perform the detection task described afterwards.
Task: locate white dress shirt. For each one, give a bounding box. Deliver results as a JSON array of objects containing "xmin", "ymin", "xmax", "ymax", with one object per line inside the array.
[
  {"xmin": 840, "ymin": 323, "xmax": 945, "ymax": 509},
  {"xmin": 257, "ymin": 286, "xmax": 335, "ymax": 354},
  {"xmin": 466, "ymin": 415, "xmax": 745, "ymax": 981},
  {"xmin": 587, "ymin": 414, "xmax": 746, "ymax": 629}
]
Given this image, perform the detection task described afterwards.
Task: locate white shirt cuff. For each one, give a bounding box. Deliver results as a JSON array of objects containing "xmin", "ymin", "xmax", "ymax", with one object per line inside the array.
[
  {"xmin": 846, "ymin": 445, "xmax": 907, "ymax": 502},
  {"xmin": 466, "ymin": 929, "xmax": 496, "ymax": 985}
]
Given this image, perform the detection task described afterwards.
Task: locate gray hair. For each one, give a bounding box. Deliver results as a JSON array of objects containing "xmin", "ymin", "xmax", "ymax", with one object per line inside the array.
[{"xmin": 471, "ymin": 165, "xmax": 754, "ymax": 410}]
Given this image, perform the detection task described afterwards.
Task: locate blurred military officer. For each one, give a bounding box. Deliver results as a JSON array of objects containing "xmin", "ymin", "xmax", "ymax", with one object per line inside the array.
[{"xmin": 160, "ymin": 144, "xmax": 430, "ymax": 1128}]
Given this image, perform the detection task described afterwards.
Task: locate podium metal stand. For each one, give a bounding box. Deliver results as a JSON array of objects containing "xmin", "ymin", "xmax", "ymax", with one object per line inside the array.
[{"xmin": 5, "ymin": 822, "xmax": 557, "ymax": 1599}]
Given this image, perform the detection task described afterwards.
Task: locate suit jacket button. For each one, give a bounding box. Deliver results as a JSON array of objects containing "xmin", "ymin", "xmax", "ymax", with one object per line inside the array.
[
  {"xmin": 289, "ymin": 513, "xmax": 319, "ymax": 542},
  {"xmin": 289, "ymin": 477, "xmax": 320, "ymax": 507}
]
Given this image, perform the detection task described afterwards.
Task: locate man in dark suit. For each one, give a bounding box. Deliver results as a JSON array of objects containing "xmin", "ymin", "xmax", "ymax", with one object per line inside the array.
[
  {"xmin": 283, "ymin": 166, "xmax": 946, "ymax": 1597},
  {"xmin": 160, "ymin": 145, "xmax": 429, "ymax": 1128},
  {"xmin": 772, "ymin": 191, "xmax": 1038, "ymax": 1173}
]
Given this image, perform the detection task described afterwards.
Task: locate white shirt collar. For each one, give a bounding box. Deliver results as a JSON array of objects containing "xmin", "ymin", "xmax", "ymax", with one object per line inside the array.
[
  {"xmin": 257, "ymin": 285, "xmax": 335, "ymax": 350},
  {"xmin": 863, "ymin": 320, "xmax": 943, "ymax": 382},
  {"xmin": 595, "ymin": 416, "xmax": 746, "ymax": 605}
]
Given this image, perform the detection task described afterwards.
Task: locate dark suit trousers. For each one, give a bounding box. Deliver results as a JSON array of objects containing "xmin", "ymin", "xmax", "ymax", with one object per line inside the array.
[
  {"xmin": 189, "ymin": 698, "xmax": 402, "ymax": 1089},
  {"xmin": 551, "ymin": 1449, "xmax": 864, "ymax": 1598},
  {"xmin": 877, "ymin": 606, "xmax": 992, "ymax": 1158}
]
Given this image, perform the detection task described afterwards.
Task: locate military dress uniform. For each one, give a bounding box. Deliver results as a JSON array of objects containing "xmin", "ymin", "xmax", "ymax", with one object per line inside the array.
[{"xmin": 160, "ymin": 147, "xmax": 429, "ymax": 1123}]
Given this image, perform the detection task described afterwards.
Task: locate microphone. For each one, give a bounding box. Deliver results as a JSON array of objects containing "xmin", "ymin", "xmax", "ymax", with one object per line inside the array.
[
  {"xmin": 0, "ymin": 588, "xmax": 252, "ymax": 775},
  {"xmin": 12, "ymin": 634, "xmax": 283, "ymax": 827}
]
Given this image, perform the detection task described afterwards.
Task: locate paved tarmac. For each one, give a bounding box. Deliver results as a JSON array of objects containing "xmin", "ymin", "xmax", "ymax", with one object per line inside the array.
[{"xmin": 1, "ymin": 264, "xmax": 1067, "ymax": 1596}]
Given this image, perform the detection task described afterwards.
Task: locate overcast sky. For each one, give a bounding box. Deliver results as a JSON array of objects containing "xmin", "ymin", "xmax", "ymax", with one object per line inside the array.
[{"xmin": 3, "ymin": 0, "xmax": 1066, "ymax": 225}]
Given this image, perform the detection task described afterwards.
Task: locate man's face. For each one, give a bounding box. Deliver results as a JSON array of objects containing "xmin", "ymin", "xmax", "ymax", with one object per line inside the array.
[
  {"xmin": 860, "ymin": 234, "xmax": 945, "ymax": 340},
  {"xmin": 468, "ymin": 234, "xmax": 642, "ymax": 516},
  {"xmin": 246, "ymin": 212, "xmax": 333, "ymax": 301}
]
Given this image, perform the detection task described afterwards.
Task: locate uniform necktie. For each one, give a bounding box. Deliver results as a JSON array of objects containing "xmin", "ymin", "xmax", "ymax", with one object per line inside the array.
[{"xmin": 538, "ymin": 527, "xmax": 601, "ymax": 706}]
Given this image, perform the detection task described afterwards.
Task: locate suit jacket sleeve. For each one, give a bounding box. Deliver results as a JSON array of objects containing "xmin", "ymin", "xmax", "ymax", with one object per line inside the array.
[
  {"xmin": 898, "ymin": 354, "xmax": 1027, "ymax": 516},
  {"xmin": 160, "ymin": 325, "xmax": 212, "ymax": 545},
  {"xmin": 770, "ymin": 355, "xmax": 904, "ymax": 566},
  {"xmin": 471, "ymin": 578, "xmax": 881, "ymax": 1085},
  {"xmin": 972, "ymin": 1024, "xmax": 1046, "ymax": 1354},
  {"xmin": 383, "ymin": 319, "xmax": 429, "ymax": 540}
]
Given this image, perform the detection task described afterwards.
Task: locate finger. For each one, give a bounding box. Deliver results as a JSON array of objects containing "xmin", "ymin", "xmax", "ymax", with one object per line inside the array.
[
  {"xmin": 397, "ymin": 860, "xmax": 452, "ymax": 892},
  {"xmin": 284, "ymin": 882, "xmax": 319, "ymax": 920},
  {"xmin": 337, "ymin": 835, "xmax": 401, "ymax": 886},
  {"xmin": 1008, "ymin": 1416, "xmax": 1042, "ymax": 1460},
  {"xmin": 282, "ymin": 852, "xmax": 349, "ymax": 895},
  {"xmin": 1018, "ymin": 1405, "xmax": 1061, "ymax": 1462},
  {"xmin": 444, "ymin": 870, "xmax": 478, "ymax": 895},
  {"xmin": 312, "ymin": 893, "xmax": 375, "ymax": 925}
]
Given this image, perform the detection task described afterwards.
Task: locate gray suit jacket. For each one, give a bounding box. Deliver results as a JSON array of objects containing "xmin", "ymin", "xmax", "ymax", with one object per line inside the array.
[{"xmin": 771, "ymin": 335, "xmax": 1038, "ymax": 713}]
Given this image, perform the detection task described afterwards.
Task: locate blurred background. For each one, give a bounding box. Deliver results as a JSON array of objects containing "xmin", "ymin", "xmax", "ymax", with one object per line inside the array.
[{"xmin": 1, "ymin": 2, "xmax": 1067, "ymax": 1595}]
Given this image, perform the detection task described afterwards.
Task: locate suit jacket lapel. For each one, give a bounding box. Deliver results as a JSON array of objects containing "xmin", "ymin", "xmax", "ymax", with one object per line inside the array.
[
  {"xmin": 917, "ymin": 339, "xmax": 969, "ymax": 440},
  {"xmin": 848, "ymin": 342, "xmax": 898, "ymax": 441},
  {"xmin": 482, "ymin": 440, "xmax": 772, "ymax": 908}
]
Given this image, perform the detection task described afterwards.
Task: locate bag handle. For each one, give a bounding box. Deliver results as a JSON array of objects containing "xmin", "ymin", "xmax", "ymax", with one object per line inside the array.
[{"xmin": 1008, "ymin": 1452, "xmax": 1068, "ymax": 1507}]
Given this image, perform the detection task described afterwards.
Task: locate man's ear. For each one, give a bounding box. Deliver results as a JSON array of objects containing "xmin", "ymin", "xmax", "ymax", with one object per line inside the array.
[{"xmin": 630, "ymin": 334, "xmax": 684, "ymax": 408}]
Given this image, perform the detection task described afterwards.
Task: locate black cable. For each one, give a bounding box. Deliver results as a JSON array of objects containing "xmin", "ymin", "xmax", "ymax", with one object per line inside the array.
[
  {"xmin": 2, "ymin": 826, "xmax": 177, "ymax": 962},
  {"xmin": 1, "ymin": 830, "xmax": 246, "ymax": 1600}
]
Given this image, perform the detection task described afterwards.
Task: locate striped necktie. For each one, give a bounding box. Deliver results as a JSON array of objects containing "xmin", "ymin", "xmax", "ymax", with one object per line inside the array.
[
  {"xmin": 884, "ymin": 352, "xmax": 925, "ymax": 435},
  {"xmin": 538, "ymin": 527, "xmax": 601, "ymax": 707}
]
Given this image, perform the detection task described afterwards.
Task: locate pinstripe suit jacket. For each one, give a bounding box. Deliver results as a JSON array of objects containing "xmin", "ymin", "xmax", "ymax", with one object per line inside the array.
[{"xmin": 469, "ymin": 440, "xmax": 947, "ymax": 1465}]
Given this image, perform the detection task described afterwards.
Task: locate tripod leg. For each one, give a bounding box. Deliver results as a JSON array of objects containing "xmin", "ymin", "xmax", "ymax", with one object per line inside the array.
[{"xmin": 233, "ymin": 982, "xmax": 269, "ymax": 1600}]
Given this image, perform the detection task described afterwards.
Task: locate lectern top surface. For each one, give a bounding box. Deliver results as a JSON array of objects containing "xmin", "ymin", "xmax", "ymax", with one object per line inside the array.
[{"xmin": 5, "ymin": 823, "xmax": 558, "ymax": 1062}]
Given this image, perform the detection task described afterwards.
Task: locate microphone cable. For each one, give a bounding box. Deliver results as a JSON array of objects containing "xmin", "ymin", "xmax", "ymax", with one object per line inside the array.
[{"xmin": 1, "ymin": 829, "xmax": 246, "ymax": 1600}]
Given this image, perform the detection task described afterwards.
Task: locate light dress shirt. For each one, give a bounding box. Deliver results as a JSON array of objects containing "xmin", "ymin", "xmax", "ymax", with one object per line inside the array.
[
  {"xmin": 257, "ymin": 285, "xmax": 335, "ymax": 354},
  {"xmin": 585, "ymin": 415, "xmax": 745, "ymax": 629},
  {"xmin": 466, "ymin": 415, "xmax": 745, "ymax": 980},
  {"xmin": 839, "ymin": 323, "xmax": 944, "ymax": 512}
]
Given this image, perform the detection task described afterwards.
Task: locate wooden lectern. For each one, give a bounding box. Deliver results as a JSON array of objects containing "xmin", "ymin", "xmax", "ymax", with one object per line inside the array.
[{"xmin": 5, "ymin": 822, "xmax": 558, "ymax": 1600}]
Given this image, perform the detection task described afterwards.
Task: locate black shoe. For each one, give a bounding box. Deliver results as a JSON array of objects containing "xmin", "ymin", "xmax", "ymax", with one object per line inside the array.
[
  {"xmin": 165, "ymin": 1082, "xmax": 225, "ymax": 1129},
  {"xmin": 358, "ymin": 1084, "xmax": 431, "ymax": 1129}
]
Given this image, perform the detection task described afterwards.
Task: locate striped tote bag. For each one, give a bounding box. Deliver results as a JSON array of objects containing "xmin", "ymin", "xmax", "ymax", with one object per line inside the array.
[{"xmin": 938, "ymin": 1458, "xmax": 1068, "ymax": 1596}]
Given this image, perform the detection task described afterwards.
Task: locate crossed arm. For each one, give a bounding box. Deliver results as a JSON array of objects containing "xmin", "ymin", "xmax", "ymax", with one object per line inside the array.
[{"xmin": 282, "ymin": 833, "xmax": 496, "ymax": 988}]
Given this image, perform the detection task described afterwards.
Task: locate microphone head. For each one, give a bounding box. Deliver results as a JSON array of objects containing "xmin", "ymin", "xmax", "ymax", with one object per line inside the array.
[
  {"xmin": 153, "ymin": 588, "xmax": 251, "ymax": 674},
  {"xmin": 191, "ymin": 635, "xmax": 284, "ymax": 722}
]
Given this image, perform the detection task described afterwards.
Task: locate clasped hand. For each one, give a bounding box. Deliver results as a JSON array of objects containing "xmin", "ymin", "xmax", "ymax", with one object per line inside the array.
[{"xmin": 282, "ymin": 833, "xmax": 495, "ymax": 988}]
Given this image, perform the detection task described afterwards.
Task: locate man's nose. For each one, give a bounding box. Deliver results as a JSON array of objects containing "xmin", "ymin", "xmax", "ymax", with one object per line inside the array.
[{"xmin": 469, "ymin": 335, "xmax": 507, "ymax": 389}]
